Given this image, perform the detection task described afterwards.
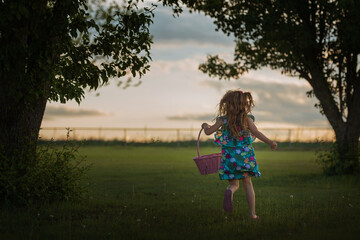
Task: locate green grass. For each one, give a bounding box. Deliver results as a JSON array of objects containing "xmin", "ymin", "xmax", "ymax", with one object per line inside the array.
[{"xmin": 1, "ymin": 146, "xmax": 359, "ymax": 239}]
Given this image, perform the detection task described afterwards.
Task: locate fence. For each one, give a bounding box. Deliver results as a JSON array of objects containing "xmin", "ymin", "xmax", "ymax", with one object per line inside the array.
[{"xmin": 39, "ymin": 127, "xmax": 335, "ymax": 142}]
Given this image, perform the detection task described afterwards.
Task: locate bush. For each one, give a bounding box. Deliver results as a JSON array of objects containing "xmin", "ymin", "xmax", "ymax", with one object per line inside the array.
[
  {"xmin": 0, "ymin": 131, "xmax": 90, "ymax": 205},
  {"xmin": 317, "ymin": 142, "xmax": 360, "ymax": 176}
]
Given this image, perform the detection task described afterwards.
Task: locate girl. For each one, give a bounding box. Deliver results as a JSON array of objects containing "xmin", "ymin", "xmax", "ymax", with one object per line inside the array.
[{"xmin": 201, "ymin": 90, "xmax": 277, "ymax": 219}]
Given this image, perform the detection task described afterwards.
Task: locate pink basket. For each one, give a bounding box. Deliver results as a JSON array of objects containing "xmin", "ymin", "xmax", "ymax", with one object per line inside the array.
[{"xmin": 193, "ymin": 129, "xmax": 221, "ymax": 175}]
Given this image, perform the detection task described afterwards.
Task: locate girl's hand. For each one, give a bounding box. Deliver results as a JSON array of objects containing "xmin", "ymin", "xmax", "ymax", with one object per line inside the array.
[
  {"xmin": 270, "ymin": 141, "xmax": 278, "ymax": 150},
  {"xmin": 202, "ymin": 119, "xmax": 222, "ymax": 135},
  {"xmin": 201, "ymin": 123, "xmax": 209, "ymax": 129}
]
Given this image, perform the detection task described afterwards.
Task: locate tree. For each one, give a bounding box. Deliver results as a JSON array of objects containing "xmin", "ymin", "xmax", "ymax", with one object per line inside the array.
[
  {"xmin": 0, "ymin": 0, "xmax": 153, "ymax": 190},
  {"xmin": 163, "ymin": 0, "xmax": 360, "ymax": 174}
]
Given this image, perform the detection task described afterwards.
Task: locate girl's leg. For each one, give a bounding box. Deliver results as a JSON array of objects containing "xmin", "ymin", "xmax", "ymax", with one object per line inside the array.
[
  {"xmin": 227, "ymin": 179, "xmax": 240, "ymax": 194},
  {"xmin": 242, "ymin": 177, "xmax": 258, "ymax": 219},
  {"xmin": 223, "ymin": 179, "xmax": 239, "ymax": 212}
]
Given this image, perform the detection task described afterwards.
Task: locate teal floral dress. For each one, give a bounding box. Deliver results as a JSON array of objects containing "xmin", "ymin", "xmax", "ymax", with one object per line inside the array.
[{"xmin": 214, "ymin": 115, "xmax": 261, "ymax": 180}]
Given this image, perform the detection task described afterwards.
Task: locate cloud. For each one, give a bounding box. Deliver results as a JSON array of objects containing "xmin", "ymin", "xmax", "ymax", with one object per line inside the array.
[
  {"xmin": 148, "ymin": 52, "xmax": 235, "ymax": 75},
  {"xmin": 167, "ymin": 113, "xmax": 216, "ymax": 121},
  {"xmin": 193, "ymin": 77, "xmax": 329, "ymax": 127},
  {"xmin": 44, "ymin": 106, "xmax": 109, "ymax": 120},
  {"xmin": 149, "ymin": 56, "xmax": 202, "ymax": 74},
  {"xmin": 150, "ymin": 6, "xmax": 234, "ymax": 46}
]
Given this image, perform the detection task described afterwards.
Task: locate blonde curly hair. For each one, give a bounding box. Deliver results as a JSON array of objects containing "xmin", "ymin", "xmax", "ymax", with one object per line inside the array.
[{"xmin": 217, "ymin": 89, "xmax": 254, "ymax": 137}]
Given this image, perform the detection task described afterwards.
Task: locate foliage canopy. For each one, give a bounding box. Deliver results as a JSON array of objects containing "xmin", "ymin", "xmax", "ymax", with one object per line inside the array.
[{"xmin": 0, "ymin": 0, "xmax": 154, "ymax": 105}]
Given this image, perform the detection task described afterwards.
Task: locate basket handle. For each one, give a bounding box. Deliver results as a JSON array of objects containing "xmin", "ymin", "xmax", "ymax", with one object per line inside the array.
[{"xmin": 196, "ymin": 128, "xmax": 203, "ymax": 158}]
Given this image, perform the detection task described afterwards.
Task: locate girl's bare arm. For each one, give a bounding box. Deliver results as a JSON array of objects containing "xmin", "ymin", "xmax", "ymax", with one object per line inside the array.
[
  {"xmin": 248, "ymin": 117, "xmax": 277, "ymax": 150},
  {"xmin": 201, "ymin": 118, "xmax": 223, "ymax": 135}
]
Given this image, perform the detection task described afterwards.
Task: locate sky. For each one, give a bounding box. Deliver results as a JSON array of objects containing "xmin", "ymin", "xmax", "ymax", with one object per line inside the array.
[{"xmin": 41, "ymin": 1, "xmax": 330, "ymax": 133}]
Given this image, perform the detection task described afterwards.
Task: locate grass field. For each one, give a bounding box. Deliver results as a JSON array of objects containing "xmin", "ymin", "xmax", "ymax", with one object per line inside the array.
[{"xmin": 1, "ymin": 146, "xmax": 359, "ymax": 239}]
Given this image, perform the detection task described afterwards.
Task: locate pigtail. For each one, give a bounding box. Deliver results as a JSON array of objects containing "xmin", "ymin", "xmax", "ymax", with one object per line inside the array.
[
  {"xmin": 244, "ymin": 92, "xmax": 254, "ymax": 112},
  {"xmin": 241, "ymin": 92, "xmax": 254, "ymax": 132}
]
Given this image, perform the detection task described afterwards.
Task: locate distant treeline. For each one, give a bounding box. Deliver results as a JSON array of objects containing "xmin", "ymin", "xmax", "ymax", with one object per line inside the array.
[{"xmin": 38, "ymin": 139, "xmax": 335, "ymax": 151}]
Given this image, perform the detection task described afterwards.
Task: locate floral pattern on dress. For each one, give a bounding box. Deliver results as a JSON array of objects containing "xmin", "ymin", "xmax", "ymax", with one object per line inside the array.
[
  {"xmin": 215, "ymin": 115, "xmax": 261, "ymax": 180},
  {"xmin": 214, "ymin": 115, "xmax": 256, "ymax": 147}
]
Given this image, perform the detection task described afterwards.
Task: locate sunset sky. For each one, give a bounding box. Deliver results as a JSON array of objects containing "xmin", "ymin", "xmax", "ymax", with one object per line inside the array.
[{"xmin": 41, "ymin": 1, "xmax": 329, "ymax": 133}]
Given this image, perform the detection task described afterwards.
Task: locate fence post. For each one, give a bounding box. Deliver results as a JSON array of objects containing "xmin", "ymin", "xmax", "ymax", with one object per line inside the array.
[
  {"xmin": 176, "ymin": 129, "xmax": 180, "ymax": 147},
  {"xmin": 296, "ymin": 128, "xmax": 300, "ymax": 142},
  {"xmin": 287, "ymin": 129, "xmax": 292, "ymax": 142},
  {"xmin": 123, "ymin": 128, "xmax": 127, "ymax": 145},
  {"xmin": 144, "ymin": 126, "xmax": 147, "ymax": 142}
]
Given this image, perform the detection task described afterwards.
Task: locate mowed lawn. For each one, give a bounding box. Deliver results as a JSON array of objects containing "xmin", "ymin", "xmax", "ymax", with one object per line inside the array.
[{"xmin": 1, "ymin": 146, "xmax": 359, "ymax": 239}]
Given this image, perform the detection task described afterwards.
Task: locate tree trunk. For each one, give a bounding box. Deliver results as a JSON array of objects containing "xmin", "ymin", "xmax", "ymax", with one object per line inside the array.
[
  {"xmin": 335, "ymin": 126, "xmax": 360, "ymax": 174},
  {"xmin": 0, "ymin": 93, "xmax": 48, "ymax": 174},
  {"xmin": 0, "ymin": 7, "xmax": 49, "ymax": 174},
  {"xmin": 308, "ymin": 68, "xmax": 359, "ymax": 174},
  {"xmin": 334, "ymin": 87, "xmax": 360, "ymax": 174},
  {"xmin": 0, "ymin": 75, "xmax": 49, "ymax": 203},
  {"xmin": 0, "ymin": 2, "xmax": 54, "ymax": 203}
]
